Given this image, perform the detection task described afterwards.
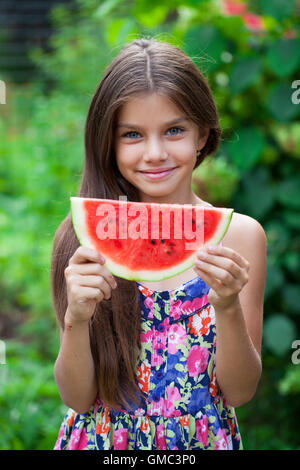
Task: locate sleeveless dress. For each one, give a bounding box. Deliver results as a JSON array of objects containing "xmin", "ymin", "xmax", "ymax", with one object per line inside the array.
[{"xmin": 54, "ymin": 241, "xmax": 243, "ymax": 450}]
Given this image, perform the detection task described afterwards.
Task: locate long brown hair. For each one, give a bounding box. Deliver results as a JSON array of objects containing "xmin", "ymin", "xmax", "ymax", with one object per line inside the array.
[{"xmin": 50, "ymin": 37, "xmax": 221, "ymax": 410}]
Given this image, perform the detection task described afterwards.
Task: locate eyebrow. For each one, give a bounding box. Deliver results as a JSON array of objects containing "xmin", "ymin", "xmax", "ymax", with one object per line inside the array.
[{"xmin": 116, "ymin": 117, "xmax": 189, "ymax": 129}]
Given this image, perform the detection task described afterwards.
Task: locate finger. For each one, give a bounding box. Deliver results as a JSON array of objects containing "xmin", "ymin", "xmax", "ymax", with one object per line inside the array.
[
  {"xmin": 70, "ymin": 263, "xmax": 117, "ymax": 289},
  {"xmin": 75, "ymin": 286, "xmax": 105, "ymax": 303},
  {"xmin": 196, "ymin": 252, "xmax": 241, "ymax": 279},
  {"xmin": 206, "ymin": 245, "xmax": 250, "ymax": 270},
  {"xmin": 194, "ymin": 259, "xmax": 235, "ymax": 286},
  {"xmin": 78, "ymin": 275, "xmax": 114, "ymax": 299},
  {"xmin": 68, "ymin": 263, "xmax": 118, "ymax": 290},
  {"xmin": 193, "ymin": 265, "xmax": 224, "ymax": 290},
  {"xmin": 70, "ymin": 246, "xmax": 105, "ymax": 265}
]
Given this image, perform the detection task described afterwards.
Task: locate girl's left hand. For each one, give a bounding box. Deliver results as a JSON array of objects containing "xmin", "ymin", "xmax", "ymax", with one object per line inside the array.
[{"xmin": 194, "ymin": 244, "xmax": 250, "ymax": 312}]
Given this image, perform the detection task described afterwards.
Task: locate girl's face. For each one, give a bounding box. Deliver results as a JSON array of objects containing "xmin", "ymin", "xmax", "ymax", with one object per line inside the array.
[{"xmin": 114, "ymin": 93, "xmax": 208, "ymax": 204}]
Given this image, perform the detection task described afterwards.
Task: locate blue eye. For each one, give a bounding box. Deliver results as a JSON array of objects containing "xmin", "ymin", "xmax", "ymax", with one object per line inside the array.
[
  {"xmin": 121, "ymin": 127, "xmax": 184, "ymax": 139},
  {"xmin": 123, "ymin": 131, "xmax": 140, "ymax": 139},
  {"xmin": 167, "ymin": 127, "xmax": 184, "ymax": 135}
]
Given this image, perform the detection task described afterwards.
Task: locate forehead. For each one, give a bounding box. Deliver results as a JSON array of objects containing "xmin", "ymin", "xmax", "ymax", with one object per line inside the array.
[{"xmin": 116, "ymin": 93, "xmax": 186, "ymax": 124}]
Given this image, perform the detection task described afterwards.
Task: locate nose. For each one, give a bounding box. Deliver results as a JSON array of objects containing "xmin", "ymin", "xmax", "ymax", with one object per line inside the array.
[{"xmin": 143, "ymin": 136, "xmax": 168, "ymax": 162}]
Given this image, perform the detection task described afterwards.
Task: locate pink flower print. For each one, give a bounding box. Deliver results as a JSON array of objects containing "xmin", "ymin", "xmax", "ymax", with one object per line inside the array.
[
  {"xmin": 215, "ymin": 428, "xmax": 229, "ymax": 450},
  {"xmin": 54, "ymin": 425, "xmax": 64, "ymax": 449},
  {"xmin": 152, "ymin": 338, "xmax": 165, "ymax": 367},
  {"xmin": 144, "ymin": 296, "xmax": 154, "ymax": 318},
  {"xmin": 68, "ymin": 427, "xmax": 89, "ymax": 450},
  {"xmin": 155, "ymin": 423, "xmax": 167, "ymax": 450},
  {"xmin": 187, "ymin": 345, "xmax": 209, "ymax": 377},
  {"xmin": 169, "ymin": 298, "xmax": 182, "ymax": 321},
  {"xmin": 196, "ymin": 415, "xmax": 208, "ymax": 447},
  {"xmin": 167, "ymin": 385, "xmax": 181, "ymax": 402},
  {"xmin": 148, "ymin": 396, "xmax": 164, "ymax": 416},
  {"xmin": 181, "ymin": 296, "xmax": 208, "ymax": 315},
  {"xmin": 154, "ymin": 317, "xmax": 169, "ymax": 338},
  {"xmin": 151, "ymin": 348, "xmax": 164, "ymax": 367},
  {"xmin": 140, "ymin": 328, "xmax": 153, "ymax": 344},
  {"xmin": 168, "ymin": 323, "xmax": 187, "ymax": 354},
  {"xmin": 114, "ymin": 428, "xmax": 128, "ymax": 450},
  {"xmin": 164, "ymin": 386, "xmax": 182, "ymax": 417},
  {"xmin": 153, "ymin": 329, "xmax": 167, "ymax": 349}
]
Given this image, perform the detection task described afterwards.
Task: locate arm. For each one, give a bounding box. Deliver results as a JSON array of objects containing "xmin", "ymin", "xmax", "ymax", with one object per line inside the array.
[
  {"xmin": 194, "ymin": 214, "xmax": 266, "ymax": 407},
  {"xmin": 54, "ymin": 246, "xmax": 117, "ymax": 414},
  {"xmin": 214, "ymin": 297, "xmax": 262, "ymax": 407},
  {"xmin": 54, "ymin": 310, "xmax": 98, "ymax": 414}
]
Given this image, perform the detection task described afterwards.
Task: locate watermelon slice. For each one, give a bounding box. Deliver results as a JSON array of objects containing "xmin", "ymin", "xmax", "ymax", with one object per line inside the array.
[{"xmin": 70, "ymin": 197, "xmax": 233, "ymax": 282}]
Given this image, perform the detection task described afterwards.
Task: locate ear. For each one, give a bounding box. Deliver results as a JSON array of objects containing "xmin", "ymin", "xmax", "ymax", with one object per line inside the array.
[{"xmin": 197, "ymin": 127, "xmax": 210, "ymax": 150}]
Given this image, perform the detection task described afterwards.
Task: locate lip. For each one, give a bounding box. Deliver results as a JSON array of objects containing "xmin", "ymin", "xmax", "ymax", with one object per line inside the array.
[
  {"xmin": 139, "ymin": 167, "xmax": 177, "ymax": 180},
  {"xmin": 139, "ymin": 167, "xmax": 176, "ymax": 173}
]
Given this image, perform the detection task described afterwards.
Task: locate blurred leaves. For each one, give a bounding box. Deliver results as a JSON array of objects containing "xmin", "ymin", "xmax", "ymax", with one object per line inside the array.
[
  {"xmin": 266, "ymin": 82, "xmax": 300, "ymax": 122},
  {"xmin": 229, "ymin": 56, "xmax": 263, "ymax": 93},
  {"xmin": 0, "ymin": 340, "xmax": 63, "ymax": 450},
  {"xmin": 184, "ymin": 25, "xmax": 228, "ymax": 72},
  {"xmin": 276, "ymin": 178, "xmax": 300, "ymax": 208},
  {"xmin": 225, "ymin": 126, "xmax": 266, "ymax": 171},
  {"xmin": 270, "ymin": 122, "xmax": 300, "ymax": 157},
  {"xmin": 266, "ymin": 39, "xmax": 300, "ymax": 77},
  {"xmin": 279, "ymin": 360, "xmax": 300, "ymax": 395},
  {"xmin": 191, "ymin": 155, "xmax": 240, "ymax": 206},
  {"xmin": 232, "ymin": 167, "xmax": 275, "ymax": 218},
  {"xmin": 258, "ymin": 0, "xmax": 297, "ymax": 20},
  {"xmin": 263, "ymin": 314, "xmax": 297, "ymax": 357}
]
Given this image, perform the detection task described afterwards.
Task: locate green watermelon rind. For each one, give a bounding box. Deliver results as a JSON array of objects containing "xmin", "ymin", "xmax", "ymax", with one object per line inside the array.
[{"xmin": 70, "ymin": 197, "xmax": 233, "ymax": 282}]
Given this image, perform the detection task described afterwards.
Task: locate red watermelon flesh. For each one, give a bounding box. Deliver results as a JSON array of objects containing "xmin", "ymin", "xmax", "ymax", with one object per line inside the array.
[{"xmin": 70, "ymin": 197, "xmax": 233, "ymax": 281}]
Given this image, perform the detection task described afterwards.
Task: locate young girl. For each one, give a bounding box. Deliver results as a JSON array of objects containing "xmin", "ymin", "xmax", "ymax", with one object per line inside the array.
[{"xmin": 51, "ymin": 37, "xmax": 266, "ymax": 450}]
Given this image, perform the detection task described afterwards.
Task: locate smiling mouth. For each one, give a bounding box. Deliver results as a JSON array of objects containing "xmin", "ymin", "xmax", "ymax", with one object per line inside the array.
[
  {"xmin": 139, "ymin": 167, "xmax": 177, "ymax": 179},
  {"xmin": 139, "ymin": 167, "xmax": 176, "ymax": 174}
]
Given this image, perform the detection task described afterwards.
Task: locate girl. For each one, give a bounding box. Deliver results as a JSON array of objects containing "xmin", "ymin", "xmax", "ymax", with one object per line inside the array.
[{"xmin": 51, "ymin": 37, "xmax": 266, "ymax": 450}]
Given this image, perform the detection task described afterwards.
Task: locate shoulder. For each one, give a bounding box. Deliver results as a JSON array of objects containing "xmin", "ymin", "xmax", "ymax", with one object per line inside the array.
[{"xmin": 222, "ymin": 211, "xmax": 267, "ymax": 260}]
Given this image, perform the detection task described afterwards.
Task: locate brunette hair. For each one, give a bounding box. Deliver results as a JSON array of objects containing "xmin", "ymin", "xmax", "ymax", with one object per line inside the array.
[{"xmin": 50, "ymin": 37, "xmax": 221, "ymax": 410}]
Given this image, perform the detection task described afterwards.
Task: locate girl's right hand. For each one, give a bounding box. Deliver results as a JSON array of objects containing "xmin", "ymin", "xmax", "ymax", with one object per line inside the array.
[{"xmin": 64, "ymin": 246, "xmax": 118, "ymax": 325}]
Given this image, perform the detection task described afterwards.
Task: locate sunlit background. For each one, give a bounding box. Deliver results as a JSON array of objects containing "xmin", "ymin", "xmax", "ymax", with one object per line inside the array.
[{"xmin": 0, "ymin": 0, "xmax": 300, "ymax": 449}]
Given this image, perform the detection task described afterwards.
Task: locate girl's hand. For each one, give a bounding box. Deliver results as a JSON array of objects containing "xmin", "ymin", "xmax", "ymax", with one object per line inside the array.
[
  {"xmin": 64, "ymin": 246, "xmax": 118, "ymax": 325},
  {"xmin": 193, "ymin": 244, "xmax": 250, "ymax": 312}
]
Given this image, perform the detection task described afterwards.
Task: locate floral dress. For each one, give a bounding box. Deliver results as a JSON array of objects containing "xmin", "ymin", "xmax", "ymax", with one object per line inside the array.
[{"xmin": 54, "ymin": 272, "xmax": 243, "ymax": 450}]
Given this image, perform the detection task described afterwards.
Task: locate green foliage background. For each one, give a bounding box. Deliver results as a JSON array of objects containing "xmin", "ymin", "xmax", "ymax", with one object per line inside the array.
[{"xmin": 0, "ymin": 0, "xmax": 300, "ymax": 450}]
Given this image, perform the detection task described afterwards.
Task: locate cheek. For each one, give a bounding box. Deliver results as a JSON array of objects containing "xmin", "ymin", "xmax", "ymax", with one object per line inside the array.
[
  {"xmin": 172, "ymin": 139, "xmax": 196, "ymax": 156},
  {"xmin": 116, "ymin": 147, "xmax": 139, "ymax": 172}
]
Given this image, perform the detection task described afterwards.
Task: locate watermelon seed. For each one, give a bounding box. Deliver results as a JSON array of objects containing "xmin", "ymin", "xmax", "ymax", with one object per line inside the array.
[
  {"xmin": 151, "ymin": 240, "xmax": 156, "ymax": 245},
  {"xmin": 160, "ymin": 239, "xmax": 165, "ymax": 243}
]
